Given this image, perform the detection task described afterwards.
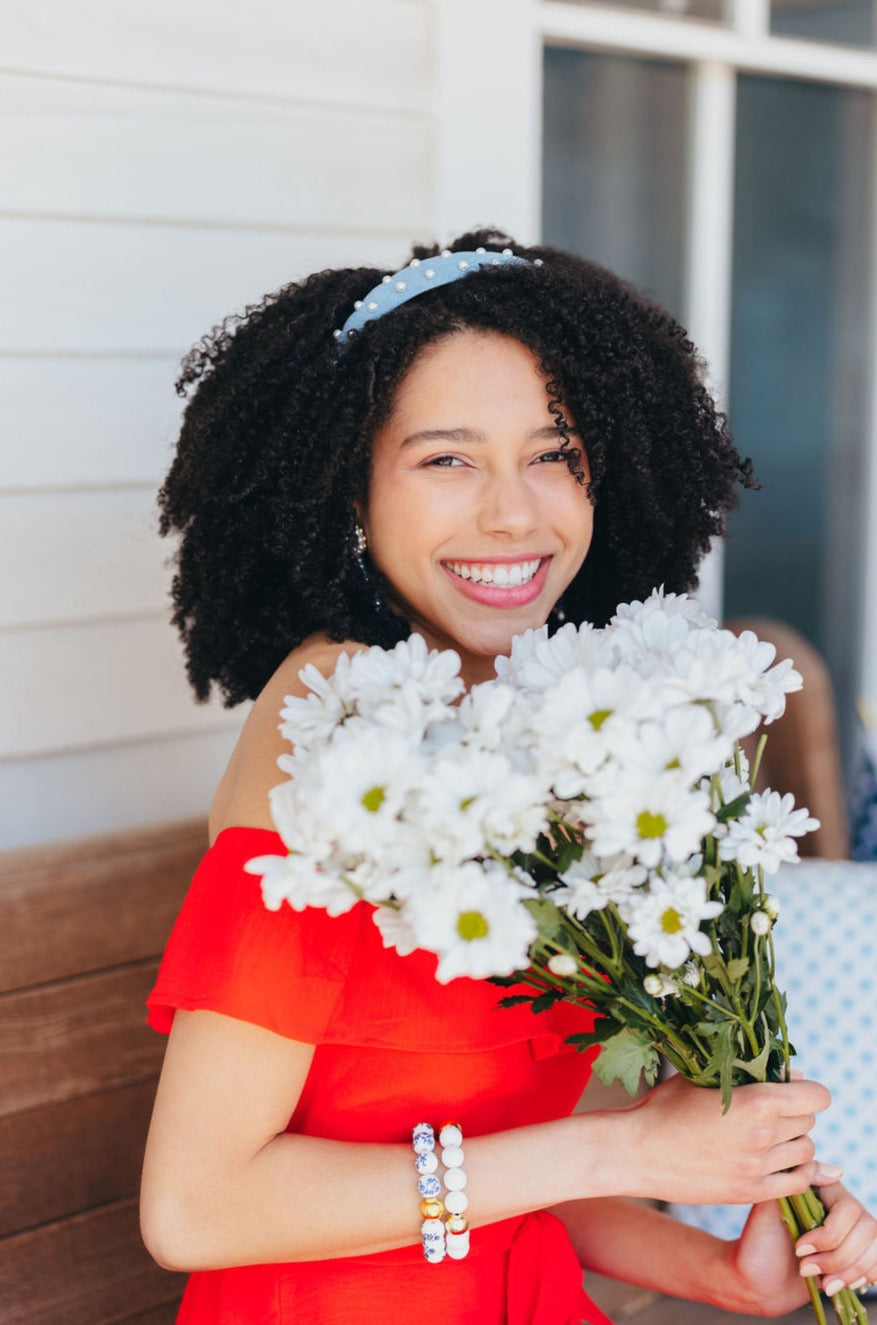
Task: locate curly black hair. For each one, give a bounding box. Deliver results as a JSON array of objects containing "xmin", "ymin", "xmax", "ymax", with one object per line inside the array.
[{"xmin": 158, "ymin": 226, "xmax": 755, "ymax": 706}]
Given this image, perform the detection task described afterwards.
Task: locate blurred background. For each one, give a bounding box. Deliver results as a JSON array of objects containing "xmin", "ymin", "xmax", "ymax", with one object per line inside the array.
[{"xmin": 2, "ymin": 0, "xmax": 877, "ymax": 851}]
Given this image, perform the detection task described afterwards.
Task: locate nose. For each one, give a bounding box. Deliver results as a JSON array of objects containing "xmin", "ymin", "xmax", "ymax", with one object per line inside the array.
[{"xmin": 476, "ymin": 470, "xmax": 539, "ymax": 540}]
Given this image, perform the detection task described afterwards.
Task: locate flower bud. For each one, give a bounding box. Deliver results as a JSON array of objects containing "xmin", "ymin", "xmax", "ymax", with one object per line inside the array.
[
  {"xmin": 547, "ymin": 953, "xmax": 578, "ymax": 978},
  {"xmin": 763, "ymin": 894, "xmax": 780, "ymax": 919},
  {"xmin": 750, "ymin": 910, "xmax": 771, "ymax": 936}
]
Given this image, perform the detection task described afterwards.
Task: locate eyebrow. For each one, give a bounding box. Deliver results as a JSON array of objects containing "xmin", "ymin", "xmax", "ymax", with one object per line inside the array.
[{"xmin": 400, "ymin": 425, "xmax": 579, "ymax": 447}]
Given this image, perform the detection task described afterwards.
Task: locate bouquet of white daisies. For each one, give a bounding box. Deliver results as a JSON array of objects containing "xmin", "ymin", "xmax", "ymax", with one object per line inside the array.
[{"xmin": 246, "ymin": 590, "xmax": 864, "ymax": 1325}]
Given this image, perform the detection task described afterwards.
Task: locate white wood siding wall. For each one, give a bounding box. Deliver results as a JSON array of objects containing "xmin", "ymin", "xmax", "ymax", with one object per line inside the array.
[{"xmin": 0, "ymin": 0, "xmax": 435, "ymax": 848}]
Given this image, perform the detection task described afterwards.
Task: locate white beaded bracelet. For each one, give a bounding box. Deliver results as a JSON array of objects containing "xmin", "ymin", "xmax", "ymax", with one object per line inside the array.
[
  {"xmin": 439, "ymin": 1122, "xmax": 470, "ymax": 1260},
  {"xmin": 412, "ymin": 1122, "xmax": 446, "ymax": 1263}
]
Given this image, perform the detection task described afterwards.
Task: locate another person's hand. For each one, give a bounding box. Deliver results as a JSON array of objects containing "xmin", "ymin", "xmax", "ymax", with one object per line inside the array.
[{"xmin": 619, "ymin": 1073, "xmax": 832, "ymax": 1206}]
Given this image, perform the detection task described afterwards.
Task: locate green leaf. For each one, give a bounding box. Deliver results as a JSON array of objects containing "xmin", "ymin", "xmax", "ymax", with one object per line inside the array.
[
  {"xmin": 592, "ymin": 1028, "xmax": 662, "ymax": 1096},
  {"xmin": 726, "ymin": 957, "xmax": 750, "ymax": 983},
  {"xmin": 495, "ymin": 993, "xmax": 534, "ymax": 1008},
  {"xmin": 716, "ymin": 792, "xmax": 751, "ymax": 823},
  {"xmin": 531, "ymin": 989, "xmax": 562, "ymax": 1014}
]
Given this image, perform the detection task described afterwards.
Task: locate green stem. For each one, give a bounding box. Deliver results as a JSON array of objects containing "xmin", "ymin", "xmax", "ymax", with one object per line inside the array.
[{"xmin": 750, "ymin": 732, "xmax": 768, "ymax": 788}]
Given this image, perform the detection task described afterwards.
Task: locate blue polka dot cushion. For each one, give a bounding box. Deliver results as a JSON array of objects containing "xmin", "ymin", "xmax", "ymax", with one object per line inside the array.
[{"xmin": 669, "ymin": 858, "xmax": 877, "ymax": 1244}]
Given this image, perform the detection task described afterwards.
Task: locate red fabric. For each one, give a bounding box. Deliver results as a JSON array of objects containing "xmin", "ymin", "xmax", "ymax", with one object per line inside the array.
[{"xmin": 147, "ymin": 827, "xmax": 614, "ymax": 1325}]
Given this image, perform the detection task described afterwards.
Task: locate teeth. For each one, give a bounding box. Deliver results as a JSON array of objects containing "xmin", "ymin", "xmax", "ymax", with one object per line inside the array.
[{"xmin": 448, "ymin": 558, "xmax": 541, "ymax": 588}]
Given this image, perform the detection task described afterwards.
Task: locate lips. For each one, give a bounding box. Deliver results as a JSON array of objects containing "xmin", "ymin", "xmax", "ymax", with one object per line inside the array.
[{"xmin": 441, "ymin": 556, "xmax": 552, "ymax": 607}]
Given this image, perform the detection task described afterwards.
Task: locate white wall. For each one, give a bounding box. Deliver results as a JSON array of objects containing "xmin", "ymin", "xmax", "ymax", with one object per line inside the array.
[{"xmin": 0, "ymin": 0, "xmax": 435, "ymax": 848}]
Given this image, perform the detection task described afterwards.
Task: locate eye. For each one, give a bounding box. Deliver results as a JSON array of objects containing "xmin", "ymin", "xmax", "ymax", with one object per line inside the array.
[
  {"xmin": 534, "ymin": 447, "xmax": 579, "ymax": 465},
  {"xmin": 422, "ymin": 454, "xmax": 466, "ymax": 468}
]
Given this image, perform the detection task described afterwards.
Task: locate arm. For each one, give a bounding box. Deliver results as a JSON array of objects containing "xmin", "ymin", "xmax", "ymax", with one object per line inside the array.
[
  {"xmin": 140, "ymin": 1006, "xmax": 834, "ymax": 1274},
  {"xmin": 551, "ymin": 1180, "xmax": 877, "ymax": 1315}
]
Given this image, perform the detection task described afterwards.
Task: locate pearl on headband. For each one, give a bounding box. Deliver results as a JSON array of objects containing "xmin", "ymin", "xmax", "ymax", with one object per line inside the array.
[{"xmin": 333, "ymin": 248, "xmax": 541, "ymax": 347}]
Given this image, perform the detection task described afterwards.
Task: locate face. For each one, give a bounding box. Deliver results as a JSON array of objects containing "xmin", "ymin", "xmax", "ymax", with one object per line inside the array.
[{"xmin": 361, "ymin": 330, "xmax": 594, "ymax": 684}]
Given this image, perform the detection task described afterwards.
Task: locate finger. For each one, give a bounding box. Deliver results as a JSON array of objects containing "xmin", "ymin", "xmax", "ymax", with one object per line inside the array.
[
  {"xmin": 762, "ymin": 1135, "xmax": 817, "ymax": 1176},
  {"xmin": 796, "ymin": 1190, "xmax": 859, "ymax": 1256},
  {"xmin": 755, "ymin": 1079, "xmax": 831, "ymax": 1116},
  {"xmin": 799, "ymin": 1218, "xmax": 877, "ymax": 1284}
]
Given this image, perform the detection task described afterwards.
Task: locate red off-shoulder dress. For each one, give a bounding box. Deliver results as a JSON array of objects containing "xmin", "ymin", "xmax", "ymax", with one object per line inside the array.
[{"xmin": 147, "ymin": 827, "xmax": 615, "ymax": 1325}]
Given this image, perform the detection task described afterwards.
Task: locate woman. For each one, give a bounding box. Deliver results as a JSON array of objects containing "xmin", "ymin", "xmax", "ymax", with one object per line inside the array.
[{"xmin": 141, "ymin": 231, "xmax": 877, "ymax": 1323}]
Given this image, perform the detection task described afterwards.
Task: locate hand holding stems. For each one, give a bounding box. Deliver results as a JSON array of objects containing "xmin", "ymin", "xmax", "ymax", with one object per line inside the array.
[
  {"xmin": 727, "ymin": 1180, "xmax": 877, "ymax": 1318},
  {"xmin": 615, "ymin": 1072, "xmax": 831, "ymax": 1207}
]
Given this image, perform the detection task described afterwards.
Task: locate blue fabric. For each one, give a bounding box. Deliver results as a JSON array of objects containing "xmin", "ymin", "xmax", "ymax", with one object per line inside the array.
[{"xmin": 670, "ymin": 858, "xmax": 877, "ymax": 1240}]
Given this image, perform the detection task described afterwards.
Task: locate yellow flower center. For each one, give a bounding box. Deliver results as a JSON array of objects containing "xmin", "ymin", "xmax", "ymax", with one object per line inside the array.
[
  {"xmin": 637, "ymin": 810, "xmax": 668, "ymax": 839},
  {"xmin": 457, "ymin": 910, "xmax": 489, "ymax": 941},
  {"xmin": 588, "ymin": 708, "xmax": 612, "ymax": 731},
  {"xmin": 361, "ymin": 786, "xmax": 386, "ymax": 813},
  {"xmin": 661, "ymin": 907, "xmax": 684, "ymax": 934}
]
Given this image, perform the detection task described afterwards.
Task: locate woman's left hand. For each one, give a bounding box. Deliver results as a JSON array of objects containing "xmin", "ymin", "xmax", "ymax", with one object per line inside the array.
[{"xmin": 728, "ymin": 1179, "xmax": 877, "ymax": 1315}]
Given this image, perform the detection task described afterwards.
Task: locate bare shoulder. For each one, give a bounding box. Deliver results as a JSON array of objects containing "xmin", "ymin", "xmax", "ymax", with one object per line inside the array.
[{"xmin": 208, "ymin": 634, "xmax": 368, "ymax": 841}]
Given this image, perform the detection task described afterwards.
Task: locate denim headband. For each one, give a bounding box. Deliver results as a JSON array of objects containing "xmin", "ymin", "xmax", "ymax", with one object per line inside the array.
[{"xmin": 333, "ymin": 248, "xmax": 539, "ymax": 348}]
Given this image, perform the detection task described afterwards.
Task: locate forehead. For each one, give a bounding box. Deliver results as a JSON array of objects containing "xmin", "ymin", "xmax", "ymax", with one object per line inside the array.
[{"xmin": 383, "ymin": 330, "xmax": 556, "ymax": 431}]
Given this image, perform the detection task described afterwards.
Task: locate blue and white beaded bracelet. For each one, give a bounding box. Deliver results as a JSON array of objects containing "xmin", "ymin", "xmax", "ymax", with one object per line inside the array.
[{"xmin": 412, "ymin": 1122, "xmax": 446, "ymax": 1263}]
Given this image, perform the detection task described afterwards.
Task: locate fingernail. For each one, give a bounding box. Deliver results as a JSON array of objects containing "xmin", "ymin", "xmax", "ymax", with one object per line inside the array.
[
  {"xmin": 823, "ymin": 1278, "xmax": 845, "ymax": 1296},
  {"xmin": 817, "ymin": 1164, "xmax": 844, "ymax": 1179},
  {"xmin": 850, "ymin": 1278, "xmax": 867, "ymax": 1291},
  {"xmin": 796, "ymin": 1244, "xmax": 817, "ymax": 1257},
  {"xmin": 800, "ymin": 1262, "xmax": 821, "ymax": 1277}
]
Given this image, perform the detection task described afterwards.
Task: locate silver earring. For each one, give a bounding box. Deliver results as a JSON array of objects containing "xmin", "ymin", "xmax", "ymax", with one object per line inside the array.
[
  {"xmin": 550, "ymin": 597, "xmax": 567, "ymax": 625},
  {"xmin": 352, "ymin": 518, "xmax": 383, "ymax": 613}
]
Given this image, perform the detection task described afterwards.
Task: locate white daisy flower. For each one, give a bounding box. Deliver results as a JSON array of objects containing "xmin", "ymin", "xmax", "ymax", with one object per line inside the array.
[
  {"xmin": 413, "ymin": 749, "xmax": 548, "ymax": 861},
  {"xmin": 552, "ymin": 849, "xmax": 646, "ymax": 920},
  {"xmin": 372, "ymin": 902, "xmax": 420, "ymax": 957},
  {"xmin": 345, "ymin": 633, "xmax": 465, "ymax": 730},
  {"xmin": 495, "ymin": 621, "xmax": 615, "ymax": 690},
  {"xmin": 581, "ymin": 770, "xmax": 715, "ymax": 868},
  {"xmin": 295, "ymin": 726, "xmax": 416, "ymax": 857},
  {"xmin": 404, "ymin": 860, "xmax": 538, "ymax": 983},
  {"xmin": 626, "ymin": 873, "xmax": 723, "ymax": 969},
  {"xmin": 718, "ymin": 789, "xmax": 820, "ymax": 874},
  {"xmin": 611, "ymin": 704, "xmax": 733, "ymax": 785},
  {"xmin": 245, "ymin": 851, "xmax": 360, "ymax": 916}
]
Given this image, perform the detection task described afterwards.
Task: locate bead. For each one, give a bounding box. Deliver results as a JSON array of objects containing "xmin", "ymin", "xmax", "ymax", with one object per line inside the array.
[
  {"xmin": 417, "ymin": 1174, "xmax": 441, "ymax": 1199},
  {"xmin": 423, "ymin": 1242, "xmax": 446, "ymax": 1263},
  {"xmin": 422, "ymin": 1226, "xmax": 444, "ymax": 1244},
  {"xmin": 412, "ymin": 1123, "xmax": 435, "ymax": 1154},
  {"xmin": 444, "ymin": 1166, "xmax": 467, "ymax": 1191},
  {"xmin": 395, "ymin": 281, "xmax": 406, "ymax": 292},
  {"xmin": 421, "ymin": 1218, "xmax": 444, "ymax": 1236},
  {"xmin": 438, "ymin": 1123, "xmax": 462, "ymax": 1148},
  {"xmin": 491, "ymin": 259, "xmax": 500, "ymax": 265},
  {"xmin": 441, "ymin": 1145, "xmax": 464, "ymax": 1168},
  {"xmin": 332, "ymin": 330, "xmax": 342, "ymax": 340},
  {"xmin": 502, "ymin": 247, "xmax": 513, "ymax": 255},
  {"xmin": 424, "ymin": 268, "xmax": 435, "ymax": 278},
  {"xmin": 415, "ymin": 1151, "xmax": 438, "ymax": 1175},
  {"xmin": 367, "ymin": 301, "xmax": 378, "ymax": 311},
  {"xmin": 475, "ymin": 246, "xmax": 486, "ymax": 254},
  {"xmin": 457, "ymin": 260, "xmax": 469, "ymax": 270},
  {"xmin": 445, "ymin": 1214, "xmax": 468, "ymax": 1234},
  {"xmin": 446, "ymin": 1230, "xmax": 470, "ymax": 1260},
  {"xmin": 409, "ymin": 257, "xmax": 420, "ymax": 267},
  {"xmin": 441, "ymin": 248, "xmax": 451, "ymax": 257},
  {"xmin": 420, "ymin": 1197, "xmax": 444, "ymax": 1219},
  {"xmin": 353, "ymin": 300, "xmax": 362, "ymax": 309},
  {"xmin": 534, "ymin": 258, "xmax": 544, "ymax": 266},
  {"xmin": 445, "ymin": 1189, "xmax": 468, "ymax": 1215},
  {"xmin": 382, "ymin": 273, "xmax": 392, "ymax": 283}
]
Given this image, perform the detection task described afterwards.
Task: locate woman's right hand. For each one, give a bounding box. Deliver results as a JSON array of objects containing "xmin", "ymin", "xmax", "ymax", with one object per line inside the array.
[{"xmin": 612, "ymin": 1072, "xmax": 835, "ymax": 1206}]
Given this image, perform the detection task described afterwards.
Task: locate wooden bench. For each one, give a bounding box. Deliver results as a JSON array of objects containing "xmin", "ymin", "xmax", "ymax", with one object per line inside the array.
[{"xmin": 0, "ymin": 819, "xmax": 206, "ymax": 1325}]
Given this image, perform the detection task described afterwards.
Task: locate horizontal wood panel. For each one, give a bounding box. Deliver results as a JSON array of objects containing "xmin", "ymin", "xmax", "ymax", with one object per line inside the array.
[
  {"xmin": 1, "ymin": 75, "xmax": 432, "ymax": 231},
  {"xmin": 2, "ymin": 0, "xmax": 430, "ymax": 112},
  {"xmin": 0, "ymin": 726, "xmax": 240, "ymax": 851},
  {"xmin": 1, "ymin": 218, "xmax": 417, "ymax": 352},
  {"xmin": 0, "ymin": 358, "xmax": 180, "ymax": 489},
  {"xmin": 0, "ymin": 617, "xmax": 243, "ymax": 759},
  {"xmin": 0, "ymin": 817, "xmax": 204, "ymax": 992},
  {"xmin": 0, "ymin": 1079, "xmax": 158, "ymax": 1236},
  {"xmin": 0, "ymin": 1196, "xmax": 184, "ymax": 1325},
  {"xmin": 0, "ymin": 490, "xmax": 169, "ymax": 627},
  {"xmin": 0, "ymin": 961, "xmax": 163, "ymax": 1117}
]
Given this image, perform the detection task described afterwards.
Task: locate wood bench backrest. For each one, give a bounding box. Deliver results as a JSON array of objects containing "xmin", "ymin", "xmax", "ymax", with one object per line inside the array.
[{"xmin": 0, "ymin": 819, "xmax": 206, "ymax": 1325}]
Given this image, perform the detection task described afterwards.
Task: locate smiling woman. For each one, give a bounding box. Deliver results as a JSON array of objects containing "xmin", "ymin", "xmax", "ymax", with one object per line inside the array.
[
  {"xmin": 136, "ymin": 230, "xmax": 875, "ymax": 1325},
  {"xmin": 362, "ymin": 331, "xmax": 594, "ymax": 682}
]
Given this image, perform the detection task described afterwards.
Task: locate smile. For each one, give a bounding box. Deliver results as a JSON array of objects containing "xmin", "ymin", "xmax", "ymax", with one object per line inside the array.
[{"xmin": 445, "ymin": 558, "xmax": 543, "ymax": 588}]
